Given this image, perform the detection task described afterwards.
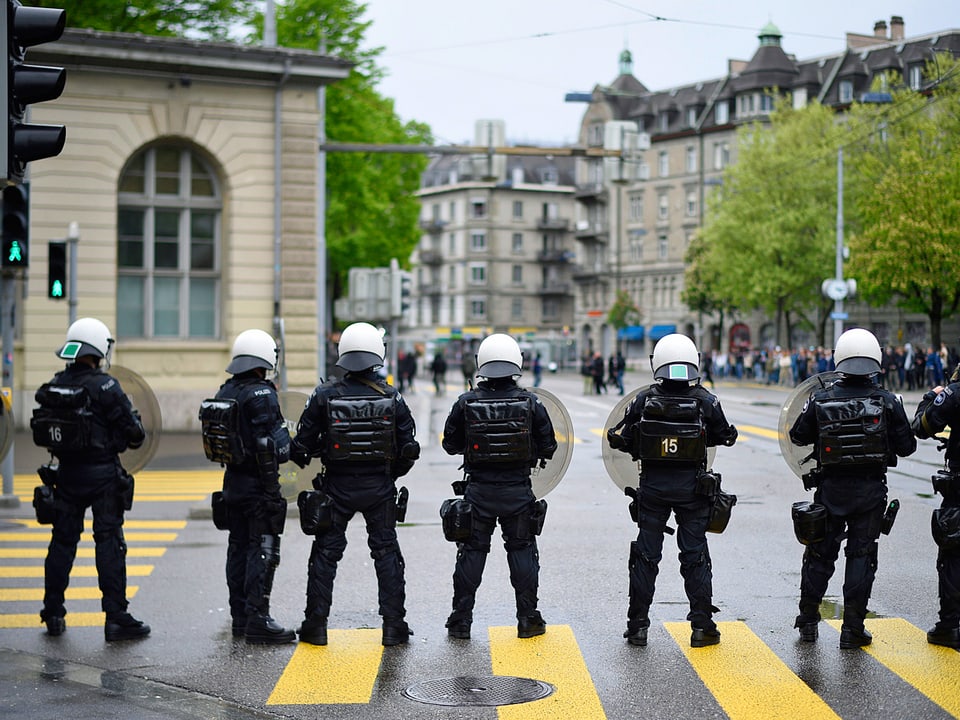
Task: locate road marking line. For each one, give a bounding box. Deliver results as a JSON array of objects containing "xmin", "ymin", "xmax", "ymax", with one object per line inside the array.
[
  {"xmin": 0, "ymin": 586, "xmax": 139, "ymax": 601},
  {"xmin": 5, "ymin": 518, "xmax": 186, "ymax": 530},
  {"xmin": 736, "ymin": 424, "xmax": 780, "ymax": 440},
  {"xmin": 664, "ymin": 621, "xmax": 840, "ymax": 720},
  {"xmin": 0, "ymin": 532, "xmax": 178, "ymax": 542},
  {"xmin": 0, "ymin": 611, "xmax": 106, "ymax": 628},
  {"xmin": 267, "ymin": 629, "xmax": 383, "ymax": 705},
  {"xmin": 0, "ymin": 547, "xmax": 165, "ymax": 558},
  {"xmin": 489, "ymin": 624, "xmax": 606, "ymax": 720},
  {"xmin": 0, "ymin": 564, "xmax": 154, "ymax": 578},
  {"xmin": 825, "ymin": 618, "xmax": 960, "ymax": 716}
]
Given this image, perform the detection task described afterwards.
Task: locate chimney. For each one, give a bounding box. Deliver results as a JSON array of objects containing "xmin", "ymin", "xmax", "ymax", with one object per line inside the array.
[
  {"xmin": 873, "ymin": 20, "xmax": 888, "ymax": 39},
  {"xmin": 890, "ymin": 16, "xmax": 905, "ymax": 41}
]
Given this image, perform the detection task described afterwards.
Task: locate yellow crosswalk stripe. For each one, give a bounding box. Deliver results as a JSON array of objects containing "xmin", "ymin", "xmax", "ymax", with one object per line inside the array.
[
  {"xmin": 13, "ymin": 470, "xmax": 222, "ymax": 504},
  {"xmin": 826, "ymin": 618, "xmax": 960, "ymax": 717},
  {"xmin": 0, "ymin": 547, "xmax": 165, "ymax": 558},
  {"xmin": 0, "ymin": 564, "xmax": 154, "ymax": 578},
  {"xmin": 489, "ymin": 624, "xmax": 606, "ymax": 720},
  {"xmin": 736, "ymin": 424, "xmax": 780, "ymax": 440},
  {"xmin": 0, "ymin": 586, "xmax": 139, "ymax": 601},
  {"xmin": 0, "ymin": 532, "xmax": 178, "ymax": 542},
  {"xmin": 664, "ymin": 621, "xmax": 840, "ymax": 720},
  {"xmin": 0, "ymin": 611, "xmax": 105, "ymax": 629},
  {"xmin": 4, "ymin": 518, "xmax": 186, "ymax": 530},
  {"xmin": 267, "ymin": 629, "xmax": 383, "ymax": 705}
]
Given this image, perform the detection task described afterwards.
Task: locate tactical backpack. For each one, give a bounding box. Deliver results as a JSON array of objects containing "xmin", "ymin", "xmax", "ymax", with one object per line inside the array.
[
  {"xmin": 815, "ymin": 396, "xmax": 889, "ymax": 467},
  {"xmin": 463, "ymin": 395, "xmax": 534, "ymax": 466},
  {"xmin": 31, "ymin": 383, "xmax": 95, "ymax": 453},
  {"xmin": 199, "ymin": 398, "xmax": 245, "ymax": 465},
  {"xmin": 325, "ymin": 394, "xmax": 396, "ymax": 463},
  {"xmin": 635, "ymin": 394, "xmax": 706, "ymax": 463}
]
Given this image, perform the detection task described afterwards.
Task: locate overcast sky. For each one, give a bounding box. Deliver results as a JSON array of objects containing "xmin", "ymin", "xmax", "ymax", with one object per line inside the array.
[{"xmin": 361, "ymin": 0, "xmax": 958, "ymax": 147}]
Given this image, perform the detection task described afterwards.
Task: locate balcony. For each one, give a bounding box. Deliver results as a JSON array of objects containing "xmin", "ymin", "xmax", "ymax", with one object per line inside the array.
[
  {"xmin": 538, "ymin": 282, "xmax": 572, "ymax": 296},
  {"xmin": 575, "ymin": 183, "xmax": 607, "ymax": 201},
  {"xmin": 419, "ymin": 249, "xmax": 444, "ymax": 265},
  {"xmin": 419, "ymin": 282, "xmax": 443, "ymax": 296},
  {"xmin": 574, "ymin": 221, "xmax": 608, "ymax": 242},
  {"xmin": 536, "ymin": 249, "xmax": 574, "ymax": 263},
  {"xmin": 536, "ymin": 217, "xmax": 570, "ymax": 231},
  {"xmin": 571, "ymin": 264, "xmax": 610, "ymax": 282},
  {"xmin": 419, "ymin": 218, "xmax": 447, "ymax": 233}
]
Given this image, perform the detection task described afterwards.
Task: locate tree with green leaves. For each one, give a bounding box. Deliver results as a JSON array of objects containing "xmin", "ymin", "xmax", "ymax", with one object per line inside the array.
[
  {"xmin": 845, "ymin": 55, "xmax": 960, "ymax": 349},
  {"xmin": 40, "ymin": 0, "xmax": 256, "ymax": 39},
  {"xmin": 687, "ymin": 99, "xmax": 841, "ymax": 348},
  {"xmin": 607, "ymin": 288, "xmax": 641, "ymax": 349}
]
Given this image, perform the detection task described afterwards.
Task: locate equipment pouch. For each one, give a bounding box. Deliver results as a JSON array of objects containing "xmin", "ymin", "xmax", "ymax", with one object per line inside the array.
[
  {"xmin": 33, "ymin": 485, "xmax": 56, "ymax": 525},
  {"xmin": 440, "ymin": 498, "xmax": 473, "ymax": 543},
  {"xmin": 529, "ymin": 499, "xmax": 548, "ymax": 536},
  {"xmin": 38, "ymin": 463, "xmax": 59, "ymax": 487},
  {"xmin": 396, "ymin": 486, "xmax": 409, "ymax": 523},
  {"xmin": 211, "ymin": 491, "xmax": 229, "ymax": 530},
  {"xmin": 931, "ymin": 506, "xmax": 960, "ymax": 551},
  {"xmin": 118, "ymin": 470, "xmax": 135, "ymax": 511},
  {"xmin": 880, "ymin": 498, "xmax": 900, "ymax": 535},
  {"xmin": 791, "ymin": 500, "xmax": 827, "ymax": 545},
  {"xmin": 706, "ymin": 490, "xmax": 737, "ymax": 534},
  {"xmin": 695, "ymin": 470, "xmax": 720, "ymax": 497},
  {"xmin": 624, "ymin": 486, "xmax": 640, "ymax": 524},
  {"xmin": 264, "ymin": 496, "xmax": 287, "ymax": 535},
  {"xmin": 298, "ymin": 490, "xmax": 333, "ymax": 536},
  {"xmin": 452, "ymin": 478, "xmax": 468, "ymax": 496},
  {"xmin": 932, "ymin": 469, "xmax": 958, "ymax": 497}
]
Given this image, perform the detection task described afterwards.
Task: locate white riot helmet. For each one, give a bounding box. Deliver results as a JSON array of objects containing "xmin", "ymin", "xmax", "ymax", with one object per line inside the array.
[
  {"xmin": 650, "ymin": 333, "xmax": 700, "ymax": 383},
  {"xmin": 476, "ymin": 333, "xmax": 523, "ymax": 379},
  {"xmin": 226, "ymin": 329, "xmax": 278, "ymax": 374},
  {"xmin": 336, "ymin": 322, "xmax": 385, "ymax": 372},
  {"xmin": 57, "ymin": 317, "xmax": 114, "ymax": 365},
  {"xmin": 834, "ymin": 328, "xmax": 882, "ymax": 375}
]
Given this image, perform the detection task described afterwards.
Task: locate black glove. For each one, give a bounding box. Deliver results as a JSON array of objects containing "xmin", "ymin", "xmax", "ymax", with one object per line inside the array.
[
  {"xmin": 290, "ymin": 443, "xmax": 311, "ymax": 469},
  {"xmin": 607, "ymin": 429, "xmax": 626, "ymax": 451},
  {"xmin": 723, "ymin": 425, "xmax": 738, "ymax": 447}
]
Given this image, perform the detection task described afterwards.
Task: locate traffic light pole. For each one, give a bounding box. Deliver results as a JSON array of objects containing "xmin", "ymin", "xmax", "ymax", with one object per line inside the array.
[{"xmin": 0, "ymin": 268, "xmax": 17, "ymax": 506}]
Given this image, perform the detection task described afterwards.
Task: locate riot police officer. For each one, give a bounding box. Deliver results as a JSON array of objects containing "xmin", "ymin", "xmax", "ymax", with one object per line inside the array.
[
  {"xmin": 910, "ymin": 369, "xmax": 960, "ymax": 648},
  {"xmin": 607, "ymin": 333, "xmax": 738, "ymax": 648},
  {"xmin": 789, "ymin": 328, "xmax": 916, "ymax": 648},
  {"xmin": 291, "ymin": 322, "xmax": 420, "ymax": 646},
  {"xmin": 441, "ymin": 334, "xmax": 557, "ymax": 639},
  {"xmin": 201, "ymin": 329, "xmax": 295, "ymax": 644},
  {"xmin": 32, "ymin": 318, "xmax": 150, "ymax": 641}
]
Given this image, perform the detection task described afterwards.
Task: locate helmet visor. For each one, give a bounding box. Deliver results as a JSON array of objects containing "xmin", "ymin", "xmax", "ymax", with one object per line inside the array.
[{"xmin": 336, "ymin": 350, "xmax": 384, "ymax": 372}]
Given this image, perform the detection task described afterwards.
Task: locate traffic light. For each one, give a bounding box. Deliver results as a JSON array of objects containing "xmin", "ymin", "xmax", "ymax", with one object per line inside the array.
[
  {"xmin": 1, "ymin": 181, "xmax": 27, "ymax": 267},
  {"xmin": 1, "ymin": 0, "xmax": 66, "ymax": 184},
  {"xmin": 390, "ymin": 267, "xmax": 412, "ymax": 318},
  {"xmin": 47, "ymin": 239, "xmax": 65, "ymax": 298}
]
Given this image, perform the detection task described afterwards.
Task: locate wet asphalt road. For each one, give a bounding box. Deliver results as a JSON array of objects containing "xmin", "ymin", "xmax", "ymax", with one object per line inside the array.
[{"xmin": 1, "ymin": 370, "xmax": 957, "ymax": 720}]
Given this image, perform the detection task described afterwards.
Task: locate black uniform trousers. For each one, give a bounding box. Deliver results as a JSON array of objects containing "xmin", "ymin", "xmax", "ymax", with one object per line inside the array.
[
  {"xmin": 449, "ymin": 481, "xmax": 540, "ymax": 623},
  {"xmin": 305, "ymin": 482, "xmax": 405, "ymax": 622},
  {"xmin": 628, "ymin": 491, "xmax": 714, "ymax": 630},
  {"xmin": 936, "ymin": 494, "xmax": 960, "ymax": 631},
  {"xmin": 224, "ymin": 493, "xmax": 275, "ymax": 621},
  {"xmin": 43, "ymin": 484, "xmax": 128, "ymax": 620},
  {"xmin": 797, "ymin": 488, "xmax": 884, "ymax": 628}
]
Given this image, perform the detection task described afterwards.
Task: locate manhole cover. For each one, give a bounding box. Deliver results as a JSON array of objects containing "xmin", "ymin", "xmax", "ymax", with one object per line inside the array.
[{"xmin": 403, "ymin": 675, "xmax": 554, "ymax": 707}]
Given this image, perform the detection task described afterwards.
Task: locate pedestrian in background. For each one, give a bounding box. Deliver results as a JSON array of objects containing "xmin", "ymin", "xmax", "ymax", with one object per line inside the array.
[
  {"xmin": 32, "ymin": 318, "xmax": 150, "ymax": 642},
  {"xmin": 461, "ymin": 350, "xmax": 477, "ymax": 390},
  {"xmin": 431, "ymin": 351, "xmax": 448, "ymax": 396}
]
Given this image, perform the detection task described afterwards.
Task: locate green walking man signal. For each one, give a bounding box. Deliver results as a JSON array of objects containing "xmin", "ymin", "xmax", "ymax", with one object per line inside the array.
[{"xmin": 48, "ymin": 239, "xmax": 66, "ymax": 299}]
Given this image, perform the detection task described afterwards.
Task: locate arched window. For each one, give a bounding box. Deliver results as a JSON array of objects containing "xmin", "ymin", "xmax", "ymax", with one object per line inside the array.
[{"xmin": 117, "ymin": 145, "xmax": 221, "ymax": 338}]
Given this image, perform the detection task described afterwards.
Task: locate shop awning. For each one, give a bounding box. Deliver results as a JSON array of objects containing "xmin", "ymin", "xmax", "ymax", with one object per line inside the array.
[
  {"xmin": 648, "ymin": 324, "xmax": 677, "ymax": 341},
  {"xmin": 618, "ymin": 325, "xmax": 645, "ymax": 341}
]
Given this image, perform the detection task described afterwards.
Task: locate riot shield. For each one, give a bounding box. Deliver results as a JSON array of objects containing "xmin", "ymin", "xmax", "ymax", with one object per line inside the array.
[
  {"xmin": 112, "ymin": 365, "xmax": 162, "ymax": 475},
  {"xmin": 530, "ymin": 387, "xmax": 574, "ymax": 499},
  {"xmin": 0, "ymin": 392, "xmax": 13, "ymax": 462},
  {"xmin": 602, "ymin": 386, "xmax": 716, "ymax": 492},
  {"xmin": 278, "ymin": 390, "xmax": 316, "ymax": 503},
  {"xmin": 778, "ymin": 371, "xmax": 841, "ymax": 478}
]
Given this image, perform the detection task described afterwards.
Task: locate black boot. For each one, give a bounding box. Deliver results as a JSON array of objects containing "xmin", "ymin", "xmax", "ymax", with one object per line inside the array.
[
  {"xmin": 445, "ymin": 615, "xmax": 471, "ymax": 639},
  {"xmin": 105, "ymin": 612, "xmax": 151, "ymax": 642},
  {"xmin": 623, "ymin": 626, "xmax": 648, "ymax": 646},
  {"xmin": 382, "ymin": 617, "xmax": 412, "ymax": 646},
  {"xmin": 691, "ymin": 626, "xmax": 721, "ymax": 647},
  {"xmin": 298, "ymin": 615, "xmax": 328, "ymax": 646},
  {"xmin": 927, "ymin": 624, "xmax": 960, "ymax": 649},
  {"xmin": 245, "ymin": 614, "xmax": 295, "ymax": 644},
  {"xmin": 517, "ymin": 611, "xmax": 546, "ymax": 639},
  {"xmin": 231, "ymin": 616, "xmax": 247, "ymax": 638},
  {"xmin": 839, "ymin": 625, "xmax": 872, "ymax": 649}
]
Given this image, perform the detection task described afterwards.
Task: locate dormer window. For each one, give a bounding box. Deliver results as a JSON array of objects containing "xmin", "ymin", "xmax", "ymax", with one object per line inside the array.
[
  {"xmin": 839, "ymin": 80, "xmax": 854, "ymax": 103},
  {"xmin": 659, "ymin": 112, "xmax": 670, "ymax": 133},
  {"xmin": 908, "ymin": 64, "xmax": 923, "ymax": 90},
  {"xmin": 715, "ymin": 102, "xmax": 729, "ymax": 124},
  {"xmin": 686, "ymin": 106, "xmax": 698, "ymax": 127}
]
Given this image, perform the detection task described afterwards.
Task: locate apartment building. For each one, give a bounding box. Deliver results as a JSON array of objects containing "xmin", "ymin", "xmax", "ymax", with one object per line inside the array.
[{"xmin": 572, "ymin": 17, "xmax": 960, "ymax": 358}]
